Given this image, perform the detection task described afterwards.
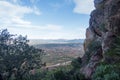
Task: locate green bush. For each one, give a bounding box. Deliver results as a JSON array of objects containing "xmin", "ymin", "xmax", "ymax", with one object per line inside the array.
[
  {"xmin": 41, "ymin": 65, "xmax": 86, "ymax": 80},
  {"xmin": 71, "ymin": 71, "xmax": 86, "ymax": 80},
  {"xmin": 71, "ymin": 57, "xmax": 82, "ymax": 69},
  {"xmin": 92, "ymin": 36, "xmax": 120, "ymax": 80},
  {"xmin": 106, "ymin": 36, "xmax": 120, "ymax": 56},
  {"xmin": 104, "ymin": 36, "xmax": 120, "ymax": 64},
  {"xmin": 0, "ymin": 29, "xmax": 44, "ymax": 80},
  {"xmin": 92, "ymin": 64, "xmax": 120, "ymax": 80},
  {"xmin": 88, "ymin": 40, "xmax": 101, "ymax": 53},
  {"xmin": 85, "ymin": 40, "xmax": 101, "ymax": 64},
  {"xmin": 99, "ymin": 23, "xmax": 107, "ymax": 32},
  {"xmin": 42, "ymin": 68, "xmax": 68, "ymax": 80},
  {"xmin": 112, "ymin": 36, "xmax": 120, "ymax": 56}
]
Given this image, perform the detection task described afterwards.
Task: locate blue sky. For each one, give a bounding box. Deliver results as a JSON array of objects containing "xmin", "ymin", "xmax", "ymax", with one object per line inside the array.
[{"xmin": 0, "ymin": 0, "xmax": 94, "ymax": 39}]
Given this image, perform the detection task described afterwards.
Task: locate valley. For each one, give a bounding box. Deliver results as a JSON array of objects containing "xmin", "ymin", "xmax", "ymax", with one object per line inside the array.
[{"xmin": 29, "ymin": 39, "xmax": 84, "ymax": 66}]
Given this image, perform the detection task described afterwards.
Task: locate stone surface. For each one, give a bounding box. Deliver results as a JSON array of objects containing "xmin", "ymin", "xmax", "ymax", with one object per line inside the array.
[
  {"xmin": 84, "ymin": 28, "xmax": 95, "ymax": 51},
  {"xmin": 81, "ymin": 0, "xmax": 120, "ymax": 79},
  {"xmin": 94, "ymin": 0, "xmax": 104, "ymax": 4},
  {"xmin": 94, "ymin": 0, "xmax": 105, "ymax": 8}
]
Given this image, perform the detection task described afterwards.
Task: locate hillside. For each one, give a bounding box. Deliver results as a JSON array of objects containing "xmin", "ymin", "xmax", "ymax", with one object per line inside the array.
[
  {"xmin": 28, "ymin": 39, "xmax": 84, "ymax": 66},
  {"xmin": 31, "ymin": 42, "xmax": 84, "ymax": 66}
]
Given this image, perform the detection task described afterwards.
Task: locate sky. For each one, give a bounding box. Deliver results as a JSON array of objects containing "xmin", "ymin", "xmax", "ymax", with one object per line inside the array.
[{"xmin": 0, "ymin": 0, "xmax": 95, "ymax": 39}]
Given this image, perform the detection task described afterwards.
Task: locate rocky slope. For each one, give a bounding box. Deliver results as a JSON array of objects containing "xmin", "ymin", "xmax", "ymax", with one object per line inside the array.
[{"xmin": 81, "ymin": 0, "xmax": 120, "ymax": 79}]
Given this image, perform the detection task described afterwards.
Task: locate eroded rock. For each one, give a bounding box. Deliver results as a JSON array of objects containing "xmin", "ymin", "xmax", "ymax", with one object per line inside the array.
[{"xmin": 81, "ymin": 0, "xmax": 120, "ymax": 79}]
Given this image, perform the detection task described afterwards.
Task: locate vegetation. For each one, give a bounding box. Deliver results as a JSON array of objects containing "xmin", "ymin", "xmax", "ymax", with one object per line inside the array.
[
  {"xmin": 0, "ymin": 29, "xmax": 44, "ymax": 80},
  {"xmin": 34, "ymin": 42, "xmax": 84, "ymax": 66},
  {"xmin": 92, "ymin": 36, "xmax": 120, "ymax": 80},
  {"xmin": 71, "ymin": 57, "xmax": 82, "ymax": 69},
  {"xmin": 85, "ymin": 40, "xmax": 101, "ymax": 64},
  {"xmin": 41, "ymin": 58, "xmax": 85, "ymax": 80},
  {"xmin": 15, "ymin": 57, "xmax": 85, "ymax": 80},
  {"xmin": 92, "ymin": 64, "xmax": 120, "ymax": 80},
  {"xmin": 2, "ymin": 29, "xmax": 120, "ymax": 80},
  {"xmin": 0, "ymin": 29, "xmax": 86, "ymax": 80},
  {"xmin": 87, "ymin": 40, "xmax": 101, "ymax": 53},
  {"xmin": 99, "ymin": 23, "xmax": 107, "ymax": 32},
  {"xmin": 106, "ymin": 36, "xmax": 120, "ymax": 56}
]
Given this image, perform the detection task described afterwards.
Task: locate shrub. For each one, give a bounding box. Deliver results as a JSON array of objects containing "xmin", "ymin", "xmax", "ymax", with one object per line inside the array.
[
  {"xmin": 71, "ymin": 57, "xmax": 82, "ymax": 69},
  {"xmin": 99, "ymin": 23, "xmax": 107, "ymax": 32},
  {"xmin": 85, "ymin": 40, "xmax": 101, "ymax": 64},
  {"xmin": 42, "ymin": 65, "xmax": 86, "ymax": 80},
  {"xmin": 92, "ymin": 64, "xmax": 120, "ymax": 80},
  {"xmin": 72, "ymin": 71, "xmax": 86, "ymax": 80},
  {"xmin": 87, "ymin": 40, "xmax": 101, "ymax": 53},
  {"xmin": 42, "ymin": 68, "xmax": 68, "ymax": 80},
  {"xmin": 0, "ymin": 29, "xmax": 44, "ymax": 80},
  {"xmin": 104, "ymin": 36, "xmax": 120, "ymax": 64}
]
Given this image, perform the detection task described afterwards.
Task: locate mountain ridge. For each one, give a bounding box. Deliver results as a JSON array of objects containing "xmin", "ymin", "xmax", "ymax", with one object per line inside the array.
[{"xmin": 29, "ymin": 39, "xmax": 84, "ymax": 45}]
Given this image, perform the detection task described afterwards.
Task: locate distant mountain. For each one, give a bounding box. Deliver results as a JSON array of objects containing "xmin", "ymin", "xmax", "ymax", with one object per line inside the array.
[{"xmin": 29, "ymin": 39, "xmax": 84, "ymax": 45}]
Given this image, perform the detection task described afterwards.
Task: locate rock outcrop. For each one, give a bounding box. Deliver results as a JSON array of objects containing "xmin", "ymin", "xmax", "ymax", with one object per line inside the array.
[{"xmin": 81, "ymin": 0, "xmax": 120, "ymax": 79}]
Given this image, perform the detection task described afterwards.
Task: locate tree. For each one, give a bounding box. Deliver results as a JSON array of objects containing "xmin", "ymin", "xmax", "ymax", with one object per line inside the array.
[{"xmin": 0, "ymin": 29, "xmax": 44, "ymax": 80}]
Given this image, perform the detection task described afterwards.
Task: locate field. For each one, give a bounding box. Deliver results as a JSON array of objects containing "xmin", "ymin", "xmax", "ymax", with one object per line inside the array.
[{"xmin": 29, "ymin": 39, "xmax": 84, "ymax": 66}]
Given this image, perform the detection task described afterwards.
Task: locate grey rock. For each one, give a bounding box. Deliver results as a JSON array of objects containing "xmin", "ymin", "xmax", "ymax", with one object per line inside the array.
[
  {"xmin": 94, "ymin": 0, "xmax": 104, "ymax": 4},
  {"xmin": 81, "ymin": 0, "xmax": 120, "ymax": 79}
]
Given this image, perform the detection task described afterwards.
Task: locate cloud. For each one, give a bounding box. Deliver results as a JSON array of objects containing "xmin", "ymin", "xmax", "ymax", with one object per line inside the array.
[
  {"xmin": 65, "ymin": 0, "xmax": 73, "ymax": 4},
  {"xmin": 33, "ymin": 6, "xmax": 41, "ymax": 15},
  {"xmin": 24, "ymin": 28, "xmax": 85, "ymax": 39},
  {"xmin": 10, "ymin": 0, "xmax": 39, "ymax": 4},
  {"xmin": 30, "ymin": 0, "xmax": 36, "ymax": 3},
  {"xmin": 0, "ymin": 0, "xmax": 86, "ymax": 39},
  {"xmin": 30, "ymin": 0, "xmax": 39, "ymax": 4},
  {"xmin": 0, "ymin": 0, "xmax": 41, "ymax": 26},
  {"xmin": 0, "ymin": 0, "xmax": 64, "ymax": 39},
  {"xmin": 43, "ymin": 24, "xmax": 62, "ymax": 31},
  {"xmin": 21, "ymin": 24, "xmax": 63, "ymax": 31},
  {"xmin": 50, "ymin": 2, "xmax": 63, "ymax": 10},
  {"xmin": 2, "ymin": 22, "xmax": 85, "ymax": 39},
  {"xmin": 73, "ymin": 0, "xmax": 95, "ymax": 14},
  {"xmin": 29, "ymin": 26, "xmax": 85, "ymax": 39},
  {"xmin": 3, "ymin": 24, "xmax": 65, "ymax": 39},
  {"xmin": 30, "ymin": 24, "xmax": 85, "ymax": 39},
  {"xmin": 11, "ymin": 0, "xmax": 17, "ymax": 3}
]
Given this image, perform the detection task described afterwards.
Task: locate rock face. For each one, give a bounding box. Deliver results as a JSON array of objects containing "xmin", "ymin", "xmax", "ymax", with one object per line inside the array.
[{"xmin": 81, "ymin": 0, "xmax": 120, "ymax": 79}]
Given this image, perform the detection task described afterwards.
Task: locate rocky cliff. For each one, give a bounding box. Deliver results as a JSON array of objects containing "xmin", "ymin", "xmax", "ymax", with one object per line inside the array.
[{"xmin": 81, "ymin": 0, "xmax": 120, "ymax": 79}]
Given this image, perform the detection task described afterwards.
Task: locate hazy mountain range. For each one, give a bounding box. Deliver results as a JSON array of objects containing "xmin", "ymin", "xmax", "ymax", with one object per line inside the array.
[{"xmin": 29, "ymin": 39, "xmax": 84, "ymax": 45}]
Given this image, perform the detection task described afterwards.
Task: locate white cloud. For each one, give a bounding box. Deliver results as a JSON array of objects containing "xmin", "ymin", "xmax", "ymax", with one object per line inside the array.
[
  {"xmin": 30, "ymin": 0, "xmax": 35, "ymax": 3},
  {"xmin": 22, "ymin": 24, "xmax": 63, "ymax": 31},
  {"xmin": 73, "ymin": 0, "xmax": 95, "ymax": 14},
  {"xmin": 30, "ymin": 0, "xmax": 39, "ymax": 4},
  {"xmin": 27, "ymin": 26, "xmax": 85, "ymax": 39},
  {"xmin": 11, "ymin": 16, "xmax": 31, "ymax": 25},
  {"xmin": 10, "ymin": 0, "xmax": 39, "ymax": 4},
  {"xmin": 25, "ymin": 29, "xmax": 85, "ymax": 39},
  {"xmin": 42, "ymin": 24, "xmax": 62, "ymax": 31},
  {"xmin": 50, "ymin": 3, "xmax": 62, "ymax": 10},
  {"xmin": 33, "ymin": 6, "xmax": 41, "ymax": 15},
  {"xmin": 1, "ymin": 23, "xmax": 85, "ymax": 39},
  {"xmin": 65, "ymin": 0, "xmax": 73, "ymax": 4},
  {"xmin": 0, "ymin": 0, "xmax": 63, "ymax": 39},
  {"xmin": 0, "ymin": 0, "xmax": 86, "ymax": 39},
  {"xmin": 0, "ymin": 22, "xmax": 64, "ymax": 39},
  {"xmin": 11, "ymin": 0, "xmax": 17, "ymax": 3},
  {"xmin": 8, "ymin": 23, "xmax": 63, "ymax": 31},
  {"xmin": 0, "ymin": 0, "xmax": 41, "ymax": 26}
]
